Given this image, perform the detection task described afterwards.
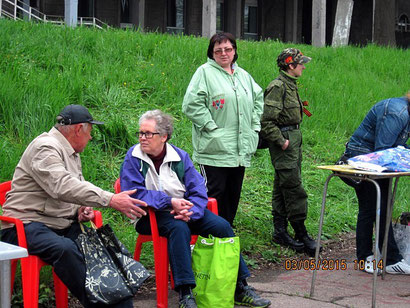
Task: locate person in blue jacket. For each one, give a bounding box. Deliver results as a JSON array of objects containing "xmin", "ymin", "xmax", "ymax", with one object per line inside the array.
[
  {"xmin": 341, "ymin": 94, "xmax": 410, "ymax": 275},
  {"xmin": 120, "ymin": 110, "xmax": 271, "ymax": 308}
]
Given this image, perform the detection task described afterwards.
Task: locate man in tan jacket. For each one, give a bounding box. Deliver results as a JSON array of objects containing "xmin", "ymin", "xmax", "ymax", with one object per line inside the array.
[{"xmin": 1, "ymin": 105, "xmax": 147, "ymax": 308}]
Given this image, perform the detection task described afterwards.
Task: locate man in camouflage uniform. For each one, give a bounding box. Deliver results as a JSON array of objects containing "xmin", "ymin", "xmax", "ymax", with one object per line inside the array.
[{"xmin": 260, "ymin": 48, "xmax": 319, "ymax": 256}]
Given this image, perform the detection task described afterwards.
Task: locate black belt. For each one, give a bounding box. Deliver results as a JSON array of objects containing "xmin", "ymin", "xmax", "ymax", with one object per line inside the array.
[{"xmin": 279, "ymin": 124, "xmax": 300, "ymax": 132}]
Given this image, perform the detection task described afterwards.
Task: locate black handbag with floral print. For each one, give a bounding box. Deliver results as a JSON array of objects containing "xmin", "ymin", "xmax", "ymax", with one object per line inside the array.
[
  {"xmin": 97, "ymin": 224, "xmax": 150, "ymax": 294},
  {"xmin": 76, "ymin": 223, "xmax": 150, "ymax": 304}
]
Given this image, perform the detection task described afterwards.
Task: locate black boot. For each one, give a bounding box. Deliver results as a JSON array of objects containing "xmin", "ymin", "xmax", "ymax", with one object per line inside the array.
[
  {"xmin": 272, "ymin": 215, "xmax": 304, "ymax": 252},
  {"xmin": 290, "ymin": 220, "xmax": 322, "ymax": 257}
]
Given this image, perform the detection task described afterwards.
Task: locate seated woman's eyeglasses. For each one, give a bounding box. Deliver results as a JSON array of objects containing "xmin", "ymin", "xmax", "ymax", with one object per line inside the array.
[
  {"xmin": 213, "ymin": 47, "xmax": 234, "ymax": 55},
  {"xmin": 136, "ymin": 131, "xmax": 160, "ymax": 139}
]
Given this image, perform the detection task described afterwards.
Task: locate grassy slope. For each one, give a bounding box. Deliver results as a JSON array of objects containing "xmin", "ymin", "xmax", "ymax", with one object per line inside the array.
[{"xmin": 0, "ymin": 20, "xmax": 409, "ymax": 266}]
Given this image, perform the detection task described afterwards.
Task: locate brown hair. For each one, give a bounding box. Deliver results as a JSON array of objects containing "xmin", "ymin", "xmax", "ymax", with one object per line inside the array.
[{"xmin": 207, "ymin": 32, "xmax": 238, "ymax": 63}]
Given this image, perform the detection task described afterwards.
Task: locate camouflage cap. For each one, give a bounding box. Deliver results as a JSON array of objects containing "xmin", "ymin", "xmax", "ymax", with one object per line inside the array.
[{"xmin": 277, "ymin": 48, "xmax": 311, "ymax": 68}]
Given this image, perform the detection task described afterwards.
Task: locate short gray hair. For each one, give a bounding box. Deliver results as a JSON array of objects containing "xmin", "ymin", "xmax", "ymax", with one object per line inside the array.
[
  {"xmin": 139, "ymin": 110, "xmax": 173, "ymax": 141},
  {"xmin": 55, "ymin": 122, "xmax": 89, "ymax": 134}
]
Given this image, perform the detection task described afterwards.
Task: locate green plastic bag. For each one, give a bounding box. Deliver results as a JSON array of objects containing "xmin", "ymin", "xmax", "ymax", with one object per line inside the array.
[{"xmin": 191, "ymin": 235, "xmax": 240, "ymax": 308}]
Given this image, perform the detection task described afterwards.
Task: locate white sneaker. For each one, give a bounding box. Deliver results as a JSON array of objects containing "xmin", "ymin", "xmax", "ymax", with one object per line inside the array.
[
  {"xmin": 364, "ymin": 255, "xmax": 381, "ymax": 275},
  {"xmin": 386, "ymin": 259, "xmax": 410, "ymax": 275}
]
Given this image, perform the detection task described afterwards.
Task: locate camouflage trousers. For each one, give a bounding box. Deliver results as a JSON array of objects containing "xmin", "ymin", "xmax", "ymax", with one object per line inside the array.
[{"xmin": 268, "ymin": 129, "xmax": 308, "ymax": 222}]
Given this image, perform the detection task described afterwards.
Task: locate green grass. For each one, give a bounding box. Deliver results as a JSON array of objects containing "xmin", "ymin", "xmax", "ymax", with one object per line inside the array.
[{"xmin": 0, "ymin": 19, "xmax": 409, "ymax": 272}]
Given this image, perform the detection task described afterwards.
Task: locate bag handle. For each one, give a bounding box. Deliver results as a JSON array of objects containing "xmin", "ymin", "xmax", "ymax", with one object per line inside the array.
[
  {"xmin": 218, "ymin": 238, "xmax": 235, "ymax": 244},
  {"xmin": 200, "ymin": 238, "xmax": 214, "ymax": 246},
  {"xmin": 199, "ymin": 237, "xmax": 236, "ymax": 245},
  {"xmin": 79, "ymin": 221, "xmax": 98, "ymax": 233}
]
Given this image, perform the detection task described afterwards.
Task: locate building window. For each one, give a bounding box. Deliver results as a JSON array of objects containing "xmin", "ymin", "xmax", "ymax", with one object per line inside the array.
[
  {"xmin": 244, "ymin": 0, "xmax": 257, "ymax": 40},
  {"xmin": 167, "ymin": 0, "xmax": 184, "ymax": 34},
  {"xmin": 217, "ymin": 0, "xmax": 224, "ymax": 32},
  {"xmin": 396, "ymin": 14, "xmax": 409, "ymax": 32}
]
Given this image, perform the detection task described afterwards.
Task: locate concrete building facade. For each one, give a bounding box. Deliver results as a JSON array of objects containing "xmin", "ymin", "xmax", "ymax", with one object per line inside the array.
[{"xmin": 26, "ymin": 0, "xmax": 410, "ymax": 48}]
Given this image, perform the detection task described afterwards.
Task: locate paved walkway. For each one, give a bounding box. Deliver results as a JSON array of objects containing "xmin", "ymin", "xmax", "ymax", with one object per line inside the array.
[
  {"xmin": 132, "ymin": 260, "xmax": 410, "ymax": 307},
  {"xmin": 250, "ymin": 261, "xmax": 410, "ymax": 308}
]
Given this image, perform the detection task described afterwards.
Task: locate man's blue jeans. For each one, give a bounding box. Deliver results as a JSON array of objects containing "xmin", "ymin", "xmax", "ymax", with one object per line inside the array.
[
  {"xmin": 136, "ymin": 209, "xmax": 250, "ymax": 289},
  {"xmin": 1, "ymin": 221, "xmax": 133, "ymax": 308}
]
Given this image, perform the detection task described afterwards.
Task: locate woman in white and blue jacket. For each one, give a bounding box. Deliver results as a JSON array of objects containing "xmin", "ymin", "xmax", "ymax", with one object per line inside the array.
[{"xmin": 120, "ymin": 110, "xmax": 271, "ymax": 308}]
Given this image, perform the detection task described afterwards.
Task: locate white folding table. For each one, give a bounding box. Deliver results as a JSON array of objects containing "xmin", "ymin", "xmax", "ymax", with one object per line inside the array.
[
  {"xmin": 310, "ymin": 165, "xmax": 410, "ymax": 308},
  {"xmin": 0, "ymin": 241, "xmax": 28, "ymax": 308}
]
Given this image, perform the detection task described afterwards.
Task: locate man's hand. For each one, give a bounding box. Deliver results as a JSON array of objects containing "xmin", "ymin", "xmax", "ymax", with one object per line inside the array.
[
  {"xmin": 78, "ymin": 206, "xmax": 95, "ymax": 222},
  {"xmin": 109, "ymin": 190, "xmax": 147, "ymax": 219},
  {"xmin": 282, "ymin": 139, "xmax": 289, "ymax": 150},
  {"xmin": 171, "ymin": 198, "xmax": 194, "ymax": 222}
]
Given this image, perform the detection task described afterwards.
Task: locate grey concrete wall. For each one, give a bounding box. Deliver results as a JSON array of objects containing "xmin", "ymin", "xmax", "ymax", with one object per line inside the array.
[
  {"xmin": 312, "ymin": 0, "xmax": 326, "ymax": 46},
  {"xmin": 332, "ymin": 0, "xmax": 354, "ymax": 47},
  {"xmin": 202, "ymin": 0, "xmax": 216, "ymax": 38},
  {"xmin": 65, "ymin": 0, "xmax": 78, "ymax": 27}
]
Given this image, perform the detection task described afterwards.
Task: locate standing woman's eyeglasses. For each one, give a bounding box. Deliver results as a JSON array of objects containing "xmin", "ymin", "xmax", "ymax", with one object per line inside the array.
[
  {"xmin": 136, "ymin": 131, "xmax": 160, "ymax": 139},
  {"xmin": 213, "ymin": 47, "xmax": 234, "ymax": 55}
]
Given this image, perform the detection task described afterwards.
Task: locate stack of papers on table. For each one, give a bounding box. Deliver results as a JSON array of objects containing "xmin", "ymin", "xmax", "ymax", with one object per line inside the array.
[{"xmin": 347, "ymin": 146, "xmax": 410, "ymax": 172}]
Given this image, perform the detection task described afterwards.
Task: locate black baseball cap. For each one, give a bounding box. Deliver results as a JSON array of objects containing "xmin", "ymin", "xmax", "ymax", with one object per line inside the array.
[{"xmin": 56, "ymin": 105, "xmax": 104, "ymax": 125}]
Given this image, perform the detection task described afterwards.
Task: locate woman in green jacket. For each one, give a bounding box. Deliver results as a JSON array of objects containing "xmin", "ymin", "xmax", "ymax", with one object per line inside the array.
[{"xmin": 182, "ymin": 32, "xmax": 263, "ymax": 226}]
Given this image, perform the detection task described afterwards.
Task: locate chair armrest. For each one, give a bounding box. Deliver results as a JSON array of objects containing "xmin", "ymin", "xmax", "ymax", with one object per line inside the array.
[
  {"xmin": 207, "ymin": 197, "xmax": 218, "ymax": 215},
  {"xmin": 0, "ymin": 215, "xmax": 28, "ymax": 249},
  {"xmin": 147, "ymin": 198, "xmax": 218, "ymax": 242},
  {"xmin": 148, "ymin": 207, "xmax": 160, "ymax": 242}
]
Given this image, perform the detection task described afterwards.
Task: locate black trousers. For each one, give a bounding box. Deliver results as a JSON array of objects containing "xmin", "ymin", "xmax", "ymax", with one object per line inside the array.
[
  {"xmin": 354, "ymin": 179, "xmax": 402, "ymax": 265},
  {"xmin": 200, "ymin": 165, "xmax": 245, "ymax": 226},
  {"xmin": 1, "ymin": 222, "xmax": 133, "ymax": 308}
]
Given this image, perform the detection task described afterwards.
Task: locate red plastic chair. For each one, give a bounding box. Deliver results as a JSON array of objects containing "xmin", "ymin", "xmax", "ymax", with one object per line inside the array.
[
  {"xmin": 114, "ymin": 178, "xmax": 218, "ymax": 308},
  {"xmin": 0, "ymin": 180, "xmax": 103, "ymax": 308}
]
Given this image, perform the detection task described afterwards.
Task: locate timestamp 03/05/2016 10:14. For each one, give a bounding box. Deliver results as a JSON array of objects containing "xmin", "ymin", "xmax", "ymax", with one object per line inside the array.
[{"xmin": 284, "ymin": 258, "xmax": 384, "ymax": 271}]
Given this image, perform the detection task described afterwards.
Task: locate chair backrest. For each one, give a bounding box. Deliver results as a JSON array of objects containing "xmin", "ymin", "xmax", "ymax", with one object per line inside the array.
[
  {"xmin": 114, "ymin": 178, "xmax": 121, "ymax": 193},
  {"xmin": 0, "ymin": 181, "xmax": 12, "ymax": 206}
]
